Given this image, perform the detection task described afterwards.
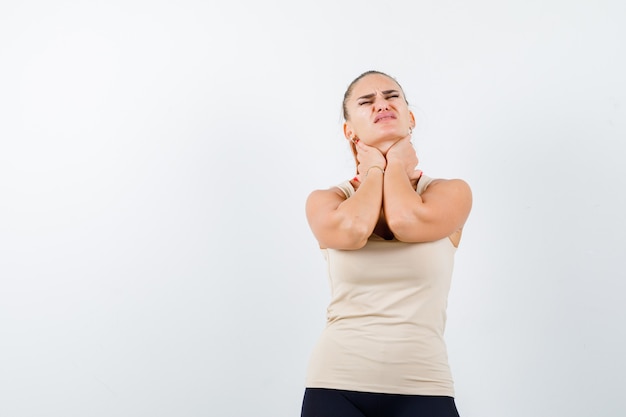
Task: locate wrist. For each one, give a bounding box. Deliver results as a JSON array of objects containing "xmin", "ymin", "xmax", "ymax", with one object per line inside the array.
[{"xmin": 365, "ymin": 165, "xmax": 385, "ymax": 177}]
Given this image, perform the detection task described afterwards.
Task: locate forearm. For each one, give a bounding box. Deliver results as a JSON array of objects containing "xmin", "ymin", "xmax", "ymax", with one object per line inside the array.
[
  {"xmin": 383, "ymin": 160, "xmax": 425, "ymax": 238},
  {"xmin": 335, "ymin": 168, "xmax": 384, "ymax": 246}
]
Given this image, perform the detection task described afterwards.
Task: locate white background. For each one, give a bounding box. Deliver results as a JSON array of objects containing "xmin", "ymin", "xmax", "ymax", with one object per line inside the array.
[{"xmin": 1, "ymin": 1, "xmax": 625, "ymax": 416}]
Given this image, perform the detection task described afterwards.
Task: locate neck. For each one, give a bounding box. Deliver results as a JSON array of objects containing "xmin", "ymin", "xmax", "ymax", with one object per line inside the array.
[{"xmin": 374, "ymin": 139, "xmax": 399, "ymax": 156}]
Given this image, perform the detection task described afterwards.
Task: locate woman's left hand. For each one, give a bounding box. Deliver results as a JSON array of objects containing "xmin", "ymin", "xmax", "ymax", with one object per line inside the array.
[{"xmin": 386, "ymin": 135, "xmax": 422, "ymax": 181}]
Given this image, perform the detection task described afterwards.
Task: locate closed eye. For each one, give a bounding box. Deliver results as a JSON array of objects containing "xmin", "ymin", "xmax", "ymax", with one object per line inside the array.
[{"xmin": 382, "ymin": 89, "xmax": 401, "ymax": 100}]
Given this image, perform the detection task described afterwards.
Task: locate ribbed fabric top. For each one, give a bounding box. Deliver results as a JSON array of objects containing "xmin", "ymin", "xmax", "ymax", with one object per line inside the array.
[{"xmin": 305, "ymin": 175, "xmax": 457, "ymax": 396}]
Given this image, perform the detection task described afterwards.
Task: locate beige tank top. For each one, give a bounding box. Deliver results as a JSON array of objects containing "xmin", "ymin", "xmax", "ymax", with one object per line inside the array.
[{"xmin": 305, "ymin": 175, "xmax": 457, "ymax": 396}]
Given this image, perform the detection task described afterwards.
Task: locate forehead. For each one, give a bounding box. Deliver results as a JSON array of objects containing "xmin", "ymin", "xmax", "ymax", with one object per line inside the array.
[{"xmin": 351, "ymin": 74, "xmax": 401, "ymax": 96}]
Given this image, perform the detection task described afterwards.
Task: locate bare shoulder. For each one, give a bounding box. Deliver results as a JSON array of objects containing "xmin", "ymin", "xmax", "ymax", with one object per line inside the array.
[
  {"xmin": 307, "ymin": 186, "xmax": 347, "ymax": 204},
  {"xmin": 306, "ymin": 186, "xmax": 348, "ymax": 214},
  {"xmin": 305, "ymin": 186, "xmax": 351, "ymax": 248},
  {"xmin": 308, "ymin": 185, "xmax": 348, "ymax": 198},
  {"xmin": 422, "ymin": 177, "xmax": 473, "ymax": 222},
  {"xmin": 424, "ymin": 178, "xmax": 472, "ymax": 198}
]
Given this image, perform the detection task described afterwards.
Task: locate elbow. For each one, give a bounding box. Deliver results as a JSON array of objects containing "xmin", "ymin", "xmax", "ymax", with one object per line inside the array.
[
  {"xmin": 312, "ymin": 214, "xmax": 374, "ymax": 250},
  {"xmin": 386, "ymin": 215, "xmax": 416, "ymax": 242},
  {"xmin": 337, "ymin": 219, "xmax": 371, "ymax": 249},
  {"xmin": 386, "ymin": 205, "xmax": 417, "ymax": 233},
  {"xmin": 314, "ymin": 217, "xmax": 372, "ymax": 250},
  {"xmin": 318, "ymin": 233, "xmax": 368, "ymax": 250},
  {"xmin": 386, "ymin": 209, "xmax": 434, "ymax": 242}
]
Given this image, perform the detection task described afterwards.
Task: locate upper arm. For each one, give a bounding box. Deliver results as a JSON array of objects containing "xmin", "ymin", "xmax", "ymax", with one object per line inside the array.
[
  {"xmin": 389, "ymin": 178, "xmax": 472, "ymax": 243},
  {"xmin": 305, "ymin": 188, "xmax": 369, "ymax": 250}
]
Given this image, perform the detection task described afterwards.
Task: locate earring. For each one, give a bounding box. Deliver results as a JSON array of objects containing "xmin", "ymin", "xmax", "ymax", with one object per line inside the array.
[{"xmin": 408, "ymin": 127, "xmax": 413, "ymax": 135}]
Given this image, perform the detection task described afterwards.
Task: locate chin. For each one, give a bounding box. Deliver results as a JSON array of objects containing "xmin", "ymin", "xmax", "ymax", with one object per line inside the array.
[{"xmin": 365, "ymin": 133, "xmax": 404, "ymax": 152}]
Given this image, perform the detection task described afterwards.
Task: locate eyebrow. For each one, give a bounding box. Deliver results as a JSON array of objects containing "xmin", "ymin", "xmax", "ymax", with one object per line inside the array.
[{"xmin": 356, "ymin": 90, "xmax": 401, "ymax": 101}]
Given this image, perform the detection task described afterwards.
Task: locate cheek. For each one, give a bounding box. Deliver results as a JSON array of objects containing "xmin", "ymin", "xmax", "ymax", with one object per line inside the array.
[{"xmin": 354, "ymin": 108, "xmax": 373, "ymax": 125}]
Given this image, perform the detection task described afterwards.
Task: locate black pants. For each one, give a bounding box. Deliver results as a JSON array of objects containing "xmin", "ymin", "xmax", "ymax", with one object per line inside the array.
[{"xmin": 301, "ymin": 388, "xmax": 460, "ymax": 417}]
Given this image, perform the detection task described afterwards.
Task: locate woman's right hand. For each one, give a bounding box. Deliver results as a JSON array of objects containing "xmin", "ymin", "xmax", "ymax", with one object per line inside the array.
[{"xmin": 354, "ymin": 139, "xmax": 386, "ymax": 183}]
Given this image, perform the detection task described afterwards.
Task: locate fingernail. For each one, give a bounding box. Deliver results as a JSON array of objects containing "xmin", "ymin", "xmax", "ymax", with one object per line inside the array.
[{"xmin": 352, "ymin": 176, "xmax": 360, "ymax": 182}]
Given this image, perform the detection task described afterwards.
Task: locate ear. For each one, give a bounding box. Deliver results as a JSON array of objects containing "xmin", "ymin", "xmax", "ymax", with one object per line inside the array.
[
  {"xmin": 409, "ymin": 110, "xmax": 416, "ymax": 129},
  {"xmin": 343, "ymin": 122, "xmax": 355, "ymax": 141}
]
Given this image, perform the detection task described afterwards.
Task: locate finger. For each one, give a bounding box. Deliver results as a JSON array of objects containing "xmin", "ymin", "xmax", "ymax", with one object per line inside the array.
[{"xmin": 355, "ymin": 139, "xmax": 376, "ymax": 151}]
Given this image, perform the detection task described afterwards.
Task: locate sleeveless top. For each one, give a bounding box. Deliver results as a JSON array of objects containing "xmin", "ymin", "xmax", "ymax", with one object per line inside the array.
[{"xmin": 305, "ymin": 174, "xmax": 457, "ymax": 396}]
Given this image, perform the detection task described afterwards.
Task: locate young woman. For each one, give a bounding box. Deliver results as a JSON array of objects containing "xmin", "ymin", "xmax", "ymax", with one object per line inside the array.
[{"xmin": 301, "ymin": 71, "xmax": 472, "ymax": 417}]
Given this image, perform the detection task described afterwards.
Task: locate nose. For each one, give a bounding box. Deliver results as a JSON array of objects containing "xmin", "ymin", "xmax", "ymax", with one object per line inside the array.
[{"xmin": 374, "ymin": 96, "xmax": 389, "ymax": 112}]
